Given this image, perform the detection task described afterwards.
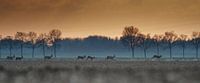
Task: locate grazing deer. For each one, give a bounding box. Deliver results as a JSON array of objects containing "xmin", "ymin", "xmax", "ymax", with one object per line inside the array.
[
  {"xmin": 106, "ymin": 55, "xmax": 116, "ymax": 60},
  {"xmin": 87, "ymin": 56, "xmax": 95, "ymax": 60},
  {"xmin": 6, "ymin": 55, "xmax": 15, "ymax": 60},
  {"xmin": 44, "ymin": 54, "xmax": 53, "ymax": 59},
  {"xmin": 77, "ymin": 55, "xmax": 86, "ymax": 60},
  {"xmin": 152, "ymin": 55, "xmax": 162, "ymax": 59},
  {"xmin": 16, "ymin": 56, "xmax": 23, "ymax": 60}
]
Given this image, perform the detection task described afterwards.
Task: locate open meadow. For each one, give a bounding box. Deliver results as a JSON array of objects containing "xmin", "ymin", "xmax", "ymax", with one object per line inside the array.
[{"xmin": 0, "ymin": 60, "xmax": 200, "ymax": 83}]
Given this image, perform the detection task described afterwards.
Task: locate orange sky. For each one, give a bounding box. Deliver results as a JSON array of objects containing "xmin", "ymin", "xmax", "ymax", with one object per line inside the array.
[{"xmin": 0, "ymin": 0, "xmax": 200, "ymax": 38}]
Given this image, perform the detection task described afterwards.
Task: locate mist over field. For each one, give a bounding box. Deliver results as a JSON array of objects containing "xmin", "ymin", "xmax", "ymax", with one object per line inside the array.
[
  {"xmin": 0, "ymin": 61, "xmax": 200, "ymax": 83},
  {"xmin": 0, "ymin": 35, "xmax": 199, "ymax": 59}
]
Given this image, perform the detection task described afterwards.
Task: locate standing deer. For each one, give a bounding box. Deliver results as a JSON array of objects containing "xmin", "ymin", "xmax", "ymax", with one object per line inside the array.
[
  {"xmin": 152, "ymin": 55, "xmax": 162, "ymax": 59},
  {"xmin": 87, "ymin": 56, "xmax": 95, "ymax": 60},
  {"xmin": 16, "ymin": 55, "xmax": 23, "ymax": 60},
  {"xmin": 6, "ymin": 55, "xmax": 15, "ymax": 60},
  {"xmin": 77, "ymin": 55, "xmax": 86, "ymax": 60},
  {"xmin": 44, "ymin": 54, "xmax": 53, "ymax": 59},
  {"xmin": 106, "ymin": 55, "xmax": 116, "ymax": 60}
]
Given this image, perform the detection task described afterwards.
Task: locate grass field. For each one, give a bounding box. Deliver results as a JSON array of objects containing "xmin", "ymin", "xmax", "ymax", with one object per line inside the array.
[{"xmin": 0, "ymin": 60, "xmax": 200, "ymax": 83}]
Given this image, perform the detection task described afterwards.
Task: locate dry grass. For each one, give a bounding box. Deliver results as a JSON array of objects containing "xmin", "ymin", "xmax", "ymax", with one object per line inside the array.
[{"xmin": 0, "ymin": 60, "xmax": 200, "ymax": 83}]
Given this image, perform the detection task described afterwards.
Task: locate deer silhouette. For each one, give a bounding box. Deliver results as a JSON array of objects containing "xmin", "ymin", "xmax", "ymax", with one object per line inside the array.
[
  {"xmin": 16, "ymin": 55, "xmax": 23, "ymax": 60},
  {"xmin": 44, "ymin": 54, "xmax": 53, "ymax": 59},
  {"xmin": 106, "ymin": 55, "xmax": 116, "ymax": 60},
  {"xmin": 87, "ymin": 56, "xmax": 95, "ymax": 60},
  {"xmin": 6, "ymin": 55, "xmax": 15, "ymax": 60},
  {"xmin": 152, "ymin": 55, "xmax": 162, "ymax": 59},
  {"xmin": 77, "ymin": 55, "xmax": 86, "ymax": 60}
]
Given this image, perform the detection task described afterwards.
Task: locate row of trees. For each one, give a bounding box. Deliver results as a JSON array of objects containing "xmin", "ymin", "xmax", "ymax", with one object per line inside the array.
[
  {"xmin": 0, "ymin": 29, "xmax": 62, "ymax": 58},
  {"xmin": 121, "ymin": 26, "xmax": 200, "ymax": 59},
  {"xmin": 0, "ymin": 26, "xmax": 200, "ymax": 59}
]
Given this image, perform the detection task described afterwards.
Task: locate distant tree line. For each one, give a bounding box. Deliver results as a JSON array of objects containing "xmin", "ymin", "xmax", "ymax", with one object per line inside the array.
[
  {"xmin": 0, "ymin": 29, "xmax": 62, "ymax": 58},
  {"xmin": 0, "ymin": 26, "xmax": 200, "ymax": 59},
  {"xmin": 121, "ymin": 26, "xmax": 200, "ymax": 59}
]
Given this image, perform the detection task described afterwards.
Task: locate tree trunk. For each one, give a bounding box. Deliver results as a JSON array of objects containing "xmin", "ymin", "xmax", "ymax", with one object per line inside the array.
[
  {"xmin": 54, "ymin": 43, "xmax": 56, "ymax": 58},
  {"xmin": 182, "ymin": 43, "xmax": 185, "ymax": 58},
  {"xmin": 144, "ymin": 48, "xmax": 147, "ymax": 59},
  {"xmin": 43, "ymin": 41, "xmax": 45, "ymax": 57},
  {"xmin": 196, "ymin": 46, "xmax": 199, "ymax": 59},
  {"xmin": 32, "ymin": 45, "xmax": 35, "ymax": 58},
  {"xmin": 131, "ymin": 46, "xmax": 135, "ymax": 58},
  {"xmin": 169, "ymin": 43, "xmax": 172, "ymax": 59},
  {"xmin": 9, "ymin": 43, "xmax": 12, "ymax": 57},
  {"xmin": 143, "ymin": 42, "xmax": 147, "ymax": 59},
  {"xmin": 183, "ymin": 47, "xmax": 185, "ymax": 58},
  {"xmin": 156, "ymin": 42, "xmax": 160, "ymax": 56},
  {"xmin": 21, "ymin": 44, "xmax": 23, "ymax": 57}
]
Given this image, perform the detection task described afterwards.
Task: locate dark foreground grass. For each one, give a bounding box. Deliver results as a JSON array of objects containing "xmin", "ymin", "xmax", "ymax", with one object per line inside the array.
[{"xmin": 0, "ymin": 60, "xmax": 200, "ymax": 83}]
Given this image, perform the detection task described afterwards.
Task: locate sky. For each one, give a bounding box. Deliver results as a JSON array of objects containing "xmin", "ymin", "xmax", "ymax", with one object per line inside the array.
[{"xmin": 0, "ymin": 0, "xmax": 200, "ymax": 38}]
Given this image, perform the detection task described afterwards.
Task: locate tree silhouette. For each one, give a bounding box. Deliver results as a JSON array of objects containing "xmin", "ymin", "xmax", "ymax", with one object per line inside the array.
[
  {"xmin": 153, "ymin": 34, "xmax": 163, "ymax": 56},
  {"xmin": 177, "ymin": 34, "xmax": 188, "ymax": 58},
  {"xmin": 121, "ymin": 26, "xmax": 140, "ymax": 58},
  {"xmin": 191, "ymin": 32, "xmax": 200, "ymax": 58},
  {"xmin": 15, "ymin": 32, "xmax": 27, "ymax": 57},
  {"xmin": 137, "ymin": 33, "xmax": 146, "ymax": 59},
  {"xmin": 164, "ymin": 31, "xmax": 178, "ymax": 59},
  {"xmin": 138, "ymin": 33, "xmax": 152, "ymax": 59},
  {"xmin": 27, "ymin": 32, "xmax": 37, "ymax": 58},
  {"xmin": 49, "ymin": 29, "xmax": 62, "ymax": 58},
  {"xmin": 4, "ymin": 36, "xmax": 13, "ymax": 57},
  {"xmin": 38, "ymin": 33, "xmax": 48, "ymax": 57}
]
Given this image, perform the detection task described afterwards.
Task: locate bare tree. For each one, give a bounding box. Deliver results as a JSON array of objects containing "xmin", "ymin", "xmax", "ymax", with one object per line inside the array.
[
  {"xmin": 49, "ymin": 29, "xmax": 62, "ymax": 58},
  {"xmin": 192, "ymin": 32, "xmax": 200, "ymax": 58},
  {"xmin": 178, "ymin": 34, "xmax": 188, "ymax": 58},
  {"xmin": 5, "ymin": 36, "xmax": 13, "ymax": 57},
  {"xmin": 137, "ymin": 33, "xmax": 146, "ymax": 59},
  {"xmin": 164, "ymin": 31, "xmax": 178, "ymax": 59},
  {"xmin": 27, "ymin": 32, "xmax": 37, "ymax": 58},
  {"xmin": 15, "ymin": 32, "xmax": 27, "ymax": 57},
  {"xmin": 120, "ymin": 26, "xmax": 140, "ymax": 58},
  {"xmin": 153, "ymin": 34, "xmax": 163, "ymax": 56},
  {"xmin": 38, "ymin": 33, "xmax": 49, "ymax": 57},
  {"xmin": 138, "ymin": 33, "xmax": 152, "ymax": 59}
]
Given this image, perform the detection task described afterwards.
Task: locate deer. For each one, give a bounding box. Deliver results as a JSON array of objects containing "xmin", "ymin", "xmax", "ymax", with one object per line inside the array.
[
  {"xmin": 6, "ymin": 55, "xmax": 15, "ymax": 60},
  {"xmin": 16, "ymin": 55, "xmax": 23, "ymax": 60},
  {"xmin": 152, "ymin": 55, "xmax": 162, "ymax": 59},
  {"xmin": 87, "ymin": 56, "xmax": 95, "ymax": 60},
  {"xmin": 44, "ymin": 54, "xmax": 53, "ymax": 59},
  {"xmin": 77, "ymin": 55, "xmax": 86, "ymax": 60},
  {"xmin": 106, "ymin": 55, "xmax": 116, "ymax": 60}
]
